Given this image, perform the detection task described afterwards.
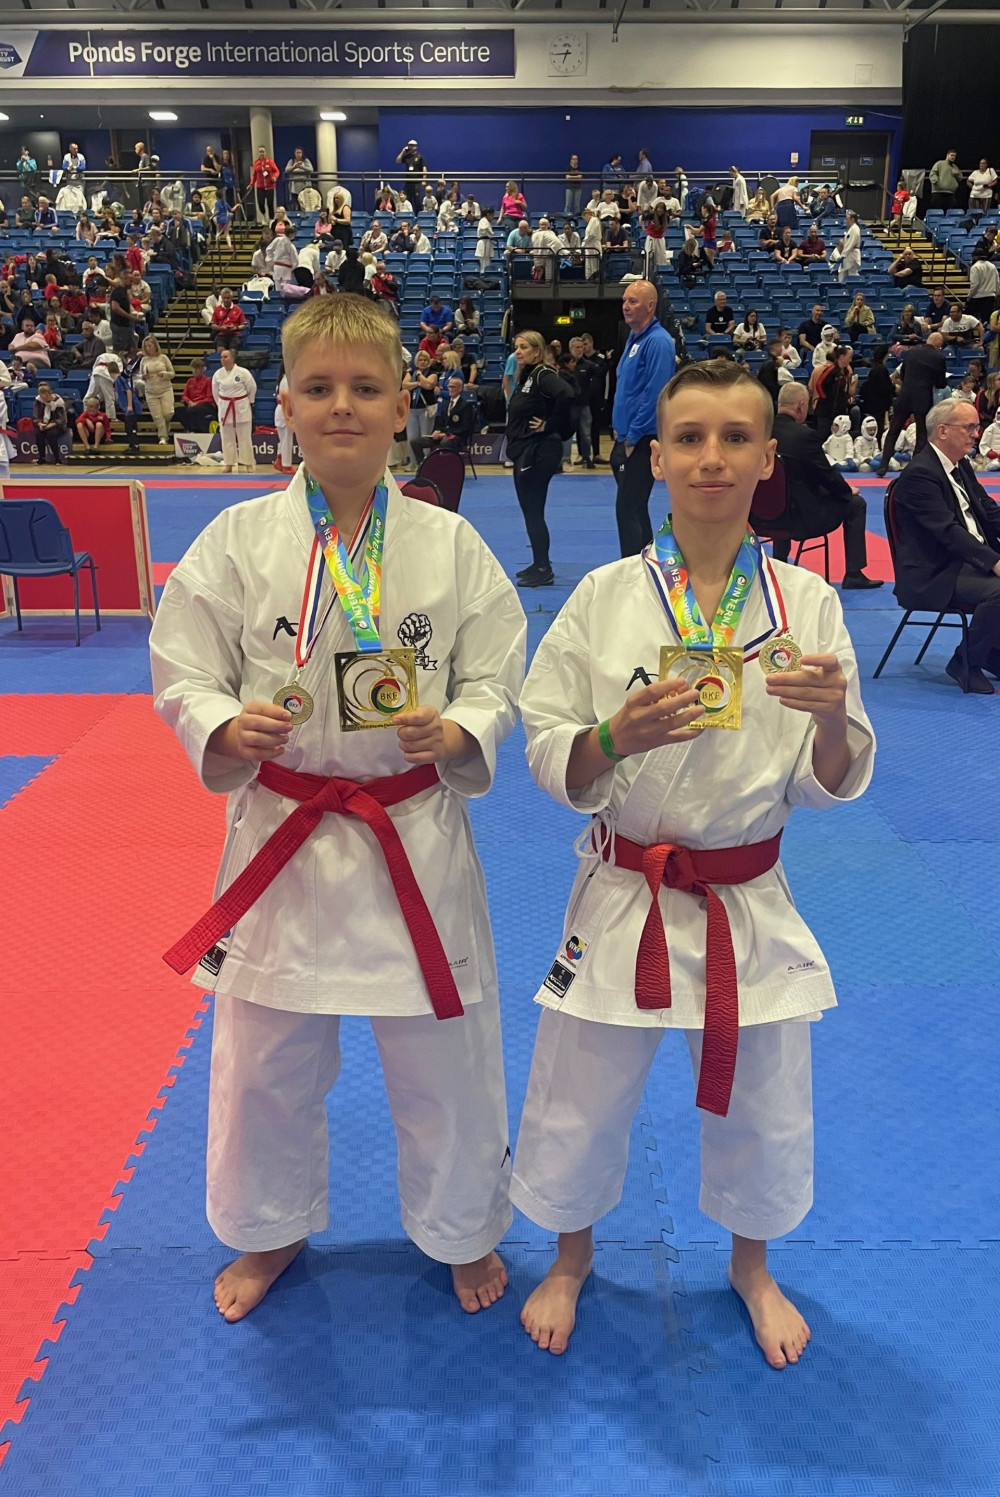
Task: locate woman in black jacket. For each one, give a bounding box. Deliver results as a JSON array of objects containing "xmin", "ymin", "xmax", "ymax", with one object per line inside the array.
[
  {"xmin": 337, "ymin": 248, "xmax": 366, "ymax": 296},
  {"xmin": 506, "ymin": 330, "xmax": 572, "ymax": 588}
]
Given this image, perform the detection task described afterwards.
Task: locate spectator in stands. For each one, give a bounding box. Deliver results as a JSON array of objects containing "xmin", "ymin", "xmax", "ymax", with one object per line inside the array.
[
  {"xmin": 811, "ymin": 344, "xmax": 855, "ymax": 441},
  {"xmin": 813, "ymin": 187, "xmax": 839, "ymax": 224},
  {"xmin": 283, "ymin": 148, "xmax": 314, "ymax": 210},
  {"xmin": 270, "ymin": 205, "xmax": 295, "ymax": 241},
  {"xmin": 530, "ymin": 217, "xmax": 563, "ymax": 284},
  {"xmin": 940, "ymin": 302, "xmax": 983, "ymax": 348},
  {"xmin": 32, "ymin": 381, "xmax": 67, "ymax": 463},
  {"xmin": 75, "ymin": 214, "xmax": 98, "ymax": 247},
  {"xmin": 729, "ymin": 165, "xmax": 749, "ymax": 217},
  {"xmin": 756, "ymin": 338, "xmax": 786, "ymax": 408},
  {"xmin": 966, "ymin": 251, "xmax": 999, "ymax": 326},
  {"xmin": 734, "ymin": 309, "xmax": 767, "ymax": 350},
  {"xmin": 458, "ymin": 193, "xmax": 481, "ymax": 222},
  {"xmin": 774, "ymin": 227, "xmax": 800, "ymax": 266},
  {"xmin": 370, "ymin": 261, "xmax": 399, "ymax": 316},
  {"xmin": 798, "ymin": 223, "xmax": 827, "ymax": 265},
  {"xmin": 69, "ymin": 319, "xmax": 105, "ymax": 373},
  {"xmin": 200, "ymin": 145, "xmax": 222, "ymax": 192},
  {"xmin": 137, "ymin": 335, "xmax": 175, "ymax": 444},
  {"xmin": 250, "ymin": 147, "xmax": 280, "ymax": 223},
  {"xmin": 110, "ymin": 269, "xmax": 144, "ymax": 355},
  {"xmin": 501, "ymin": 181, "xmax": 528, "ymax": 227},
  {"xmin": 210, "ymin": 288, "xmax": 247, "ymax": 352},
  {"xmin": 887, "ymin": 245, "xmax": 924, "ymax": 291},
  {"xmin": 770, "ymin": 382, "xmax": 882, "ymax": 589},
  {"xmin": 506, "ymin": 329, "xmax": 573, "ymax": 587},
  {"xmin": 329, "ymin": 192, "xmax": 352, "ymax": 248},
  {"xmin": 929, "ymin": 150, "xmax": 963, "ymax": 210},
  {"xmin": 922, "ymin": 287, "xmax": 950, "ymax": 333},
  {"xmin": 611, "ymin": 280, "xmax": 676, "ymax": 556},
  {"xmin": 16, "ymin": 196, "xmax": 36, "ymax": 230},
  {"xmin": 360, "ymin": 221, "xmax": 388, "ymax": 257},
  {"xmin": 890, "ymin": 396, "xmax": 1000, "ymax": 691},
  {"xmin": 636, "ymin": 148, "xmax": 654, "ymax": 180},
  {"xmin": 771, "ymin": 177, "xmax": 804, "ymax": 232},
  {"xmin": 675, "ymin": 235, "xmax": 709, "ymax": 289},
  {"xmin": 395, "ymin": 139, "xmax": 426, "ymax": 199},
  {"xmin": 811, "ymin": 323, "xmax": 841, "ymax": 370},
  {"xmin": 972, "ymin": 224, "xmax": 998, "ymax": 261},
  {"xmin": 454, "ymin": 297, "xmax": 481, "ymax": 342},
  {"xmin": 636, "ymin": 175, "xmax": 658, "ymax": 216},
  {"xmin": 577, "ymin": 210, "xmax": 601, "ymax": 281},
  {"xmin": 688, "ymin": 200, "xmax": 718, "ymax": 267},
  {"xmin": 967, "ymin": 158, "xmax": 997, "ymax": 211},
  {"xmin": 564, "ymin": 155, "xmax": 584, "ymax": 218},
  {"xmin": 394, "ymin": 189, "xmax": 414, "ymax": 216},
  {"xmin": 876, "ymin": 332, "xmax": 948, "ymax": 473},
  {"xmin": 506, "ymin": 219, "xmax": 534, "ymax": 263},
  {"xmin": 705, "ymin": 291, "xmax": 735, "ymax": 339},
  {"xmin": 758, "ymin": 214, "xmax": 781, "ymax": 253},
  {"xmin": 421, "ymin": 295, "xmax": 455, "ymax": 338},
  {"xmin": 179, "ymin": 357, "xmax": 216, "ymax": 432},
  {"xmin": 74, "ymin": 394, "xmax": 111, "ymax": 454},
  {"xmin": 410, "ymin": 374, "xmax": 476, "ymax": 467},
  {"xmin": 336, "ymin": 248, "xmax": 366, "ymax": 296},
  {"xmin": 845, "ymin": 292, "xmax": 876, "ymax": 344},
  {"xmin": 448, "ymin": 338, "xmax": 479, "ymax": 388},
  {"xmin": 641, "ymin": 199, "xmax": 669, "ymax": 272},
  {"xmin": 401, "ymin": 351, "xmax": 439, "ymax": 466},
  {"xmin": 249, "ymin": 227, "xmax": 273, "ymax": 278},
  {"xmin": 559, "ymin": 221, "xmax": 582, "ymax": 264},
  {"xmin": 860, "ymin": 345, "xmax": 894, "ymax": 437},
  {"xmin": 597, "ymin": 190, "xmax": 620, "ymax": 224},
  {"xmin": 833, "ymin": 210, "xmax": 862, "ymax": 283},
  {"xmin": 474, "ymin": 206, "xmax": 496, "ymax": 274},
  {"xmin": 602, "ymin": 154, "xmax": 625, "ymax": 185},
  {"xmin": 890, "ymin": 305, "xmax": 923, "ymax": 354},
  {"xmin": 744, "ymin": 186, "xmax": 768, "ymax": 222},
  {"xmin": 312, "ymin": 208, "xmax": 334, "ymax": 242},
  {"xmin": 266, "ymin": 223, "xmax": 298, "ymax": 288},
  {"xmin": 417, "ymin": 323, "xmax": 449, "ymax": 361},
  {"xmin": 389, "ymin": 220, "xmax": 417, "ymax": 255},
  {"xmin": 34, "ymin": 196, "xmax": 58, "ymax": 235},
  {"xmin": 10, "ymin": 319, "xmax": 51, "ymax": 369},
  {"xmin": 16, "ymin": 147, "xmax": 38, "ymax": 196}
]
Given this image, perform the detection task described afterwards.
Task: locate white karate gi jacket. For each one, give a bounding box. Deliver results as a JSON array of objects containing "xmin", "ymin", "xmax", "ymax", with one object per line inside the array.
[
  {"xmin": 211, "ymin": 365, "xmax": 256, "ymax": 428},
  {"xmin": 150, "ymin": 471, "xmax": 526, "ymax": 1017},
  {"xmin": 823, "ymin": 416, "xmax": 855, "ymax": 465},
  {"xmin": 520, "ymin": 555, "xmax": 875, "ymax": 1031}
]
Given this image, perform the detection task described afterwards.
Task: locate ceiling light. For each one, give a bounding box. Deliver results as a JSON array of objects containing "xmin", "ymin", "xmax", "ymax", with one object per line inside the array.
[
  {"xmin": 320, "ymin": 111, "xmax": 347, "ymax": 122},
  {"xmin": 149, "ymin": 110, "xmax": 178, "ymax": 122},
  {"xmin": 0, "ymin": 113, "xmax": 10, "ymax": 122}
]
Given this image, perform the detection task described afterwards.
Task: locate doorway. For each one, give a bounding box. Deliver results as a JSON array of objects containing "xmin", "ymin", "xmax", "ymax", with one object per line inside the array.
[{"xmin": 809, "ymin": 131, "xmax": 890, "ymax": 221}]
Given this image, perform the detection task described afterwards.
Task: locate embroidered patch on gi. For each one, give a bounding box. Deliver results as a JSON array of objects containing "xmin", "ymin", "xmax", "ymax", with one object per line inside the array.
[
  {"xmin": 543, "ymin": 960, "xmax": 576, "ymax": 998},
  {"xmin": 197, "ymin": 930, "xmax": 232, "ymax": 980},
  {"xmin": 398, "ymin": 612, "xmax": 438, "ymax": 670},
  {"xmin": 563, "ymin": 935, "xmax": 587, "ymax": 963}
]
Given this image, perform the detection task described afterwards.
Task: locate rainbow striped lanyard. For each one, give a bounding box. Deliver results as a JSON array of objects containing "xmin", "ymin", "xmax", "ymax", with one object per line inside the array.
[
  {"xmin": 650, "ymin": 515, "xmax": 761, "ymax": 650},
  {"xmin": 303, "ymin": 471, "xmax": 388, "ymax": 655}
]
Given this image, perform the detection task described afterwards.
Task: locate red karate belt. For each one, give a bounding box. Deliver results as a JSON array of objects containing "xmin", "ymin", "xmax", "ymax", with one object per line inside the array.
[
  {"xmin": 599, "ymin": 831, "xmax": 782, "ymax": 1117},
  {"xmin": 164, "ymin": 761, "xmax": 464, "ymax": 1020}
]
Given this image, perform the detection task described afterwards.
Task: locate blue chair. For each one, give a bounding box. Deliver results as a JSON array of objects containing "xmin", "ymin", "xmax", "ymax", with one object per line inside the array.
[{"xmin": 0, "ymin": 499, "xmax": 100, "ymax": 646}]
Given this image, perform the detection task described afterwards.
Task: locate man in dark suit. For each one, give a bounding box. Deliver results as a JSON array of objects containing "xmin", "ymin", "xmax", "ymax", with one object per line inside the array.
[
  {"xmin": 411, "ymin": 375, "xmax": 477, "ymax": 466},
  {"xmin": 890, "ymin": 397, "xmax": 1000, "ymax": 693},
  {"xmin": 765, "ymin": 383, "xmax": 884, "ymax": 589},
  {"xmin": 876, "ymin": 333, "xmax": 947, "ymax": 476}
]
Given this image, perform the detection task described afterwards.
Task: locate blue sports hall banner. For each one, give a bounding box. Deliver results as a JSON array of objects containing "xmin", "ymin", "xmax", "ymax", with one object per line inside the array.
[{"xmin": 0, "ymin": 29, "xmax": 515, "ymax": 79}]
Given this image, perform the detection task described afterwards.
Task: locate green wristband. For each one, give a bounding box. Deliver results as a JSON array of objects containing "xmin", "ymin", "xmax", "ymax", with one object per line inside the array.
[{"xmin": 597, "ymin": 718, "xmax": 627, "ymax": 763}]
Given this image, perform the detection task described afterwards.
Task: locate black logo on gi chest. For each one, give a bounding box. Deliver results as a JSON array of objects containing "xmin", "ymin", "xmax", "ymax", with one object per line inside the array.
[
  {"xmin": 398, "ymin": 612, "xmax": 438, "ymax": 670},
  {"xmin": 273, "ymin": 616, "xmax": 298, "ymax": 640},
  {"xmin": 626, "ymin": 665, "xmax": 654, "ymax": 691}
]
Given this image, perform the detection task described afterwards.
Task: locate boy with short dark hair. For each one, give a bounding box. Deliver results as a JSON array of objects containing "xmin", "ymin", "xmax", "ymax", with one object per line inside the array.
[
  {"xmin": 511, "ymin": 360, "xmax": 875, "ymax": 1366},
  {"xmin": 150, "ymin": 294, "xmax": 526, "ymax": 1323}
]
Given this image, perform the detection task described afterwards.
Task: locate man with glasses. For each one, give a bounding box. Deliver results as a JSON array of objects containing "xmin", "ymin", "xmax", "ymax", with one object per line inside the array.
[{"xmin": 889, "ymin": 397, "xmax": 1000, "ymax": 693}]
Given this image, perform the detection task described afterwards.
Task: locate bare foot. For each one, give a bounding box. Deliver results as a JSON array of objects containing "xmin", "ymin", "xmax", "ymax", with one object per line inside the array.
[
  {"xmin": 520, "ymin": 1229, "xmax": 593, "ymax": 1355},
  {"xmin": 728, "ymin": 1263, "xmax": 811, "ymax": 1369},
  {"xmin": 451, "ymin": 1250, "xmax": 508, "ymax": 1313},
  {"xmin": 213, "ymin": 1238, "xmax": 306, "ymax": 1323}
]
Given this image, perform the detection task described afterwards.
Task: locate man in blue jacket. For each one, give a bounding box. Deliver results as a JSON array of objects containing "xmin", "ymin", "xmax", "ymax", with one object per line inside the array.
[{"xmin": 611, "ymin": 280, "xmax": 676, "ymax": 555}]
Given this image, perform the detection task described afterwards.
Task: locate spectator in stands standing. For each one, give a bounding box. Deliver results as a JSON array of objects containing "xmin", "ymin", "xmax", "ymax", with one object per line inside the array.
[
  {"xmin": 139, "ymin": 334, "xmax": 175, "ymax": 445},
  {"xmin": 501, "ymin": 181, "xmax": 528, "ymax": 227},
  {"xmin": 531, "ymin": 218, "xmax": 562, "ymax": 284},
  {"xmin": 179, "ymin": 357, "xmax": 216, "ymax": 432},
  {"xmin": 108, "ymin": 270, "xmax": 140, "ymax": 355},
  {"xmin": 284, "ymin": 148, "xmax": 314, "ymax": 211},
  {"xmin": 833, "ymin": 210, "xmax": 861, "ymax": 284},
  {"xmin": 250, "ymin": 147, "xmax": 280, "ymax": 223},
  {"xmin": 771, "ymin": 177, "xmax": 804, "ymax": 232},
  {"xmin": 888, "ymin": 245, "xmax": 924, "ymax": 291},
  {"xmin": 967, "ymin": 158, "xmax": 997, "ymax": 212},
  {"xmin": 265, "ymin": 222, "xmax": 298, "ymax": 287},
  {"xmin": 730, "ymin": 165, "xmax": 749, "ymax": 217},
  {"xmin": 16, "ymin": 147, "xmax": 38, "ymax": 197},
  {"xmin": 475, "ymin": 207, "xmax": 496, "ymax": 274},
  {"xmin": 636, "ymin": 148, "xmax": 654, "ymax": 180},
  {"xmin": 582, "ymin": 210, "xmax": 604, "ymax": 281},
  {"xmin": 611, "ymin": 280, "xmax": 676, "ymax": 556},
  {"xmin": 602, "ymin": 155, "xmax": 625, "ymax": 186},
  {"xmin": 966, "ymin": 251, "xmax": 999, "ymax": 327},
  {"xmin": 877, "ymin": 332, "xmax": 948, "ymax": 474},
  {"xmin": 564, "ymin": 156, "xmax": 583, "ymax": 219},
  {"xmin": 861, "ymin": 345, "xmax": 894, "ymax": 437},
  {"xmin": 395, "ymin": 140, "xmax": 426, "ymax": 200},
  {"xmin": 929, "ymin": 150, "xmax": 964, "ymax": 210},
  {"xmin": 210, "ymin": 287, "xmax": 247, "ymax": 351},
  {"xmin": 506, "ymin": 330, "xmax": 573, "ymax": 588}
]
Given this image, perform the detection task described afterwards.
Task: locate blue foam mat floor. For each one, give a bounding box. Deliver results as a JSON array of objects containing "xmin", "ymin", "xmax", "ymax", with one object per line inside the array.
[{"xmin": 1, "ymin": 475, "xmax": 997, "ymax": 1496}]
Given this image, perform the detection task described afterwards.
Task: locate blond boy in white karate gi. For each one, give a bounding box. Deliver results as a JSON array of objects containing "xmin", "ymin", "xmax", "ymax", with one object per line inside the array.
[
  {"xmin": 150, "ymin": 295, "xmax": 526, "ymax": 1322},
  {"xmin": 511, "ymin": 360, "xmax": 874, "ymax": 1367}
]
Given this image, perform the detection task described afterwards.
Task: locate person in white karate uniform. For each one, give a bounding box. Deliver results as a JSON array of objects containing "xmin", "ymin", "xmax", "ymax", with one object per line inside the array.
[
  {"xmin": 150, "ymin": 295, "xmax": 527, "ymax": 1324},
  {"xmin": 854, "ymin": 415, "xmax": 896, "ymax": 472},
  {"xmin": 822, "ymin": 414, "xmax": 856, "ymax": 469},
  {"xmin": 510, "ymin": 359, "xmax": 875, "ymax": 1368},
  {"xmin": 265, "ymin": 221, "xmax": 298, "ymax": 288},
  {"xmin": 832, "ymin": 210, "xmax": 862, "ymax": 284},
  {"xmin": 211, "ymin": 348, "xmax": 257, "ymax": 472},
  {"xmin": 272, "ymin": 371, "xmax": 295, "ymax": 473}
]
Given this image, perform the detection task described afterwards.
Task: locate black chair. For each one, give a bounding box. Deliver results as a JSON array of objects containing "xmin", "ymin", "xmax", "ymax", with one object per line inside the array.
[
  {"xmin": 750, "ymin": 456, "xmax": 830, "ymax": 580},
  {"xmin": 873, "ymin": 482, "xmax": 971, "ymax": 681},
  {"xmin": 0, "ymin": 498, "xmax": 100, "ymax": 646},
  {"xmin": 398, "ymin": 477, "xmax": 444, "ymax": 508},
  {"xmin": 416, "ymin": 448, "xmax": 465, "ymax": 513}
]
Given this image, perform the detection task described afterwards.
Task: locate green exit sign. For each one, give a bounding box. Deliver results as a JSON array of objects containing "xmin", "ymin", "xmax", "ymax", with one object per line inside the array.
[
  {"xmin": 845, "ymin": 115, "xmax": 865, "ymax": 127},
  {"xmin": 570, "ymin": 307, "xmax": 586, "ymax": 321}
]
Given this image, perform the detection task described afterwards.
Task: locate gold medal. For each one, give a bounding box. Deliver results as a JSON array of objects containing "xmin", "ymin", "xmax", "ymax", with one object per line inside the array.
[
  {"xmin": 659, "ymin": 647, "xmax": 743, "ymax": 731},
  {"xmin": 335, "ymin": 647, "xmax": 418, "ymax": 731},
  {"xmin": 273, "ymin": 684, "xmax": 315, "ymax": 724},
  {"xmin": 758, "ymin": 635, "xmax": 803, "ymax": 676}
]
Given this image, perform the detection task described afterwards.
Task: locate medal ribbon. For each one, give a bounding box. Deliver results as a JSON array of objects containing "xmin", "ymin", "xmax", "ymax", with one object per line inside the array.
[
  {"xmin": 651, "ymin": 515, "xmax": 761, "ymax": 650},
  {"xmin": 304, "ymin": 471, "xmax": 388, "ymax": 655},
  {"xmin": 294, "ymin": 499, "xmax": 373, "ymax": 671}
]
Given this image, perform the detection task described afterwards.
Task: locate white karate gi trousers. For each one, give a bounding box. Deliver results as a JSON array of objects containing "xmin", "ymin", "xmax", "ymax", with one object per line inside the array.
[
  {"xmin": 220, "ymin": 420, "xmax": 254, "ymax": 469},
  {"xmin": 838, "ymin": 251, "xmax": 861, "ymax": 284},
  {"xmin": 511, "ymin": 1010, "xmax": 813, "ymax": 1243},
  {"xmin": 274, "ymin": 403, "xmax": 294, "ymax": 467},
  {"xmin": 208, "ymin": 988, "xmax": 512, "ymax": 1263}
]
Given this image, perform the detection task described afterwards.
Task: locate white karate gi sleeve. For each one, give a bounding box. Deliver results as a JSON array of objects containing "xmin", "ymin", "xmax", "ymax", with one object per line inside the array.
[
  {"xmin": 785, "ymin": 586, "xmax": 875, "ymax": 809},
  {"xmin": 521, "ymin": 576, "xmax": 618, "ymax": 816},
  {"xmin": 437, "ymin": 528, "xmax": 527, "ymax": 798},
  {"xmin": 150, "ymin": 522, "xmax": 257, "ymax": 796}
]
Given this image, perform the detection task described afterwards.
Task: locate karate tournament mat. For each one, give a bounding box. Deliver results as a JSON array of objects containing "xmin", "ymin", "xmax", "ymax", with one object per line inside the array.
[{"xmin": 0, "ymin": 472, "xmax": 997, "ymax": 1497}]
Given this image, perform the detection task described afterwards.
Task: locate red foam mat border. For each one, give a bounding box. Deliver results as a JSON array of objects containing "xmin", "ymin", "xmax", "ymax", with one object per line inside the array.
[{"xmin": 0, "ymin": 695, "xmax": 226, "ymax": 1462}]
